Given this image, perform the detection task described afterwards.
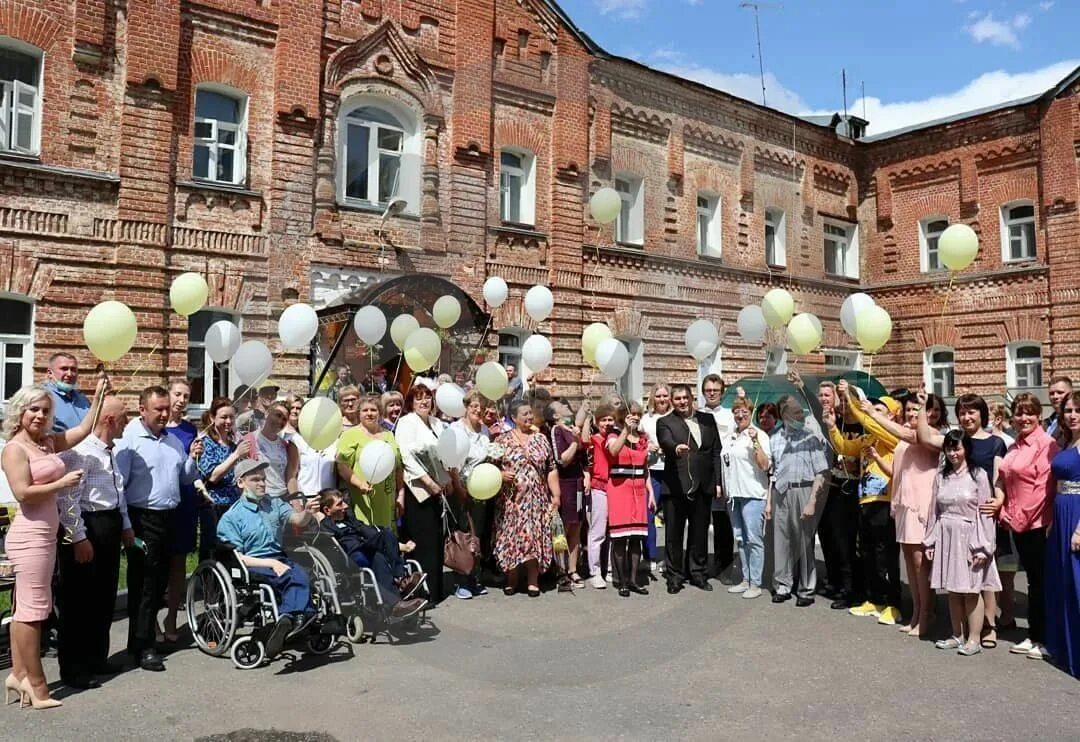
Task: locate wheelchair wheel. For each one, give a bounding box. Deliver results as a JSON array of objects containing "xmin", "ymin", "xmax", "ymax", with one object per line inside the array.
[
  {"xmin": 186, "ymin": 561, "xmax": 238, "ymax": 657},
  {"xmin": 307, "ymin": 633, "xmax": 336, "ymax": 655},
  {"xmin": 230, "ymin": 636, "xmax": 265, "ymax": 670},
  {"xmin": 345, "ymin": 615, "xmax": 365, "ymax": 644}
]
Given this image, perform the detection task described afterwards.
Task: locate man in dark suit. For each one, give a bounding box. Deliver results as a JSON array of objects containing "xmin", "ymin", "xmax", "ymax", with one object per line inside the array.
[{"xmin": 657, "ymin": 383, "xmax": 724, "ymax": 594}]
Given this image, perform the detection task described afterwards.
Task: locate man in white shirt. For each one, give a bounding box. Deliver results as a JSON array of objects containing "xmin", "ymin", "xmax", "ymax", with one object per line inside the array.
[
  {"xmin": 57, "ymin": 395, "xmax": 135, "ymax": 688},
  {"xmin": 700, "ymin": 374, "xmax": 736, "ymax": 579}
]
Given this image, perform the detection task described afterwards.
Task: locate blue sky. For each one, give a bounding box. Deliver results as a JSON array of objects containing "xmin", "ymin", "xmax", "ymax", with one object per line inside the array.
[{"xmin": 558, "ymin": 0, "xmax": 1078, "ymax": 135}]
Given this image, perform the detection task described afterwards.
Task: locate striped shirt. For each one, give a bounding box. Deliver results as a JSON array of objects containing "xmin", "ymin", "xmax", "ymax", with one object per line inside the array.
[{"xmin": 58, "ymin": 433, "xmax": 131, "ymax": 542}]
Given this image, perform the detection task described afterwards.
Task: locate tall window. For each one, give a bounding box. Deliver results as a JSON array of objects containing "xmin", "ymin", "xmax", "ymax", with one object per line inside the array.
[
  {"xmin": 1007, "ymin": 342, "xmax": 1042, "ymax": 389},
  {"xmin": 924, "ymin": 346, "xmax": 955, "ymax": 398},
  {"xmin": 696, "ymin": 194, "xmax": 720, "ymax": 257},
  {"xmin": 920, "ymin": 217, "xmax": 948, "ymax": 272},
  {"xmin": 824, "ymin": 220, "xmax": 859, "ymax": 278},
  {"xmin": 616, "ymin": 338, "xmax": 644, "ymax": 404},
  {"xmin": 188, "ymin": 310, "xmax": 237, "ymax": 408},
  {"xmin": 1001, "ymin": 202, "xmax": 1036, "ymax": 262},
  {"xmin": 824, "ymin": 349, "xmax": 860, "ymax": 373},
  {"xmin": 343, "ymin": 106, "xmax": 403, "ymax": 206},
  {"xmin": 614, "ymin": 176, "xmax": 643, "ymax": 245},
  {"xmin": 765, "ymin": 207, "xmax": 786, "ymax": 267},
  {"xmin": 0, "ymin": 297, "xmax": 33, "ymax": 405},
  {"xmin": 0, "ymin": 42, "xmax": 43, "ymax": 155},
  {"xmin": 499, "ymin": 149, "xmax": 536, "ymax": 226},
  {"xmin": 193, "ymin": 87, "xmax": 247, "ymax": 185},
  {"xmin": 497, "ymin": 330, "xmax": 526, "ymax": 370}
]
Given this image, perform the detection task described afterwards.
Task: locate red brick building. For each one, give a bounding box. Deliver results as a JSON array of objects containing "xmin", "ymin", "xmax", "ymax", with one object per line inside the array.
[{"xmin": 0, "ymin": 0, "xmax": 1074, "ymax": 412}]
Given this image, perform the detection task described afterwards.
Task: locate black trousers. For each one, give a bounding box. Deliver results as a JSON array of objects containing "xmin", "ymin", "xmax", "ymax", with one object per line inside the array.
[
  {"xmin": 664, "ymin": 490, "xmax": 710, "ymax": 586},
  {"xmin": 611, "ymin": 536, "xmax": 643, "ymax": 589},
  {"xmin": 126, "ymin": 507, "xmax": 176, "ymax": 654},
  {"xmin": 58, "ymin": 510, "xmax": 123, "ymax": 679},
  {"xmin": 858, "ymin": 501, "xmax": 901, "ymax": 607},
  {"xmin": 469, "ymin": 496, "xmax": 498, "ymax": 572},
  {"xmin": 403, "ymin": 491, "xmax": 444, "ymax": 602},
  {"xmin": 711, "ymin": 509, "xmax": 734, "ymax": 575},
  {"xmin": 819, "ymin": 479, "xmax": 861, "ymax": 595},
  {"xmin": 1014, "ymin": 527, "xmax": 1047, "ymax": 642}
]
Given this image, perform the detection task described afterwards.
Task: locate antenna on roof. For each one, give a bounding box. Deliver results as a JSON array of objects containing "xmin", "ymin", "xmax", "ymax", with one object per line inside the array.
[
  {"xmin": 861, "ymin": 80, "xmax": 866, "ymax": 121},
  {"xmin": 842, "ymin": 68, "xmax": 848, "ymax": 122},
  {"xmin": 739, "ymin": 2, "xmax": 782, "ymax": 107}
]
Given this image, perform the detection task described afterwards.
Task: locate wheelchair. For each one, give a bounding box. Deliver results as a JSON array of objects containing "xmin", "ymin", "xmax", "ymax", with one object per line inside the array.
[{"xmin": 185, "ymin": 536, "xmax": 347, "ymax": 670}]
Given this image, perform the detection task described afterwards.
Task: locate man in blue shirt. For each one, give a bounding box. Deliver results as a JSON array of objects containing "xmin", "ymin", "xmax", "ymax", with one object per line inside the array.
[
  {"xmin": 115, "ymin": 386, "xmax": 199, "ymax": 671},
  {"xmin": 218, "ymin": 458, "xmax": 315, "ymax": 658},
  {"xmin": 45, "ymin": 352, "xmax": 91, "ymax": 433}
]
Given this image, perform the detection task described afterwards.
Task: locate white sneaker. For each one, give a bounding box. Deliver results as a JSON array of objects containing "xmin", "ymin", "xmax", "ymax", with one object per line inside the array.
[
  {"xmin": 651, "ymin": 561, "xmax": 662, "ymax": 574},
  {"xmin": 727, "ymin": 581, "xmax": 750, "ymax": 594},
  {"xmin": 1027, "ymin": 643, "xmax": 1051, "ymax": 661},
  {"xmin": 742, "ymin": 586, "xmax": 763, "ymax": 599},
  {"xmin": 589, "ymin": 575, "xmax": 607, "ymax": 589},
  {"xmin": 1010, "ymin": 638, "xmax": 1034, "ymax": 654},
  {"xmin": 605, "ymin": 574, "xmax": 615, "ymax": 583}
]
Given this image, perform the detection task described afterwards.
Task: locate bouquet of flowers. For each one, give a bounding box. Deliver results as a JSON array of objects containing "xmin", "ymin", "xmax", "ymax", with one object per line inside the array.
[{"xmin": 485, "ymin": 441, "xmax": 505, "ymax": 464}]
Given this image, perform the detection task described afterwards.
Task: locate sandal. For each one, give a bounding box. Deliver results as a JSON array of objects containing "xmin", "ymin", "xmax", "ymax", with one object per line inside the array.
[
  {"xmin": 569, "ymin": 573, "xmax": 585, "ymax": 587},
  {"xmin": 981, "ymin": 624, "xmax": 998, "ymax": 648},
  {"xmin": 502, "ymin": 586, "xmax": 516, "ymax": 596}
]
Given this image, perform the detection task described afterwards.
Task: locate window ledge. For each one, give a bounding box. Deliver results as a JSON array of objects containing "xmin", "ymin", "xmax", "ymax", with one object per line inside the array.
[
  {"xmin": 488, "ymin": 223, "xmax": 547, "ymax": 239},
  {"xmin": 176, "ymin": 179, "xmax": 262, "ymax": 199},
  {"xmin": 825, "ymin": 272, "xmax": 861, "ymax": 282},
  {"xmin": 616, "ymin": 240, "xmax": 644, "ymax": 249},
  {"xmin": 336, "ymin": 200, "xmax": 420, "ymax": 221},
  {"xmin": 766, "ymin": 262, "xmax": 787, "ymax": 271},
  {"xmin": 1002, "ymin": 257, "xmax": 1039, "ymax": 266},
  {"xmin": 0, "ymin": 154, "xmax": 120, "ymax": 184}
]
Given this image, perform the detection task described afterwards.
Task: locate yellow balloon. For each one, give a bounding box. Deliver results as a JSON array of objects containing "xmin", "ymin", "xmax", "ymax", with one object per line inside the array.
[
  {"xmin": 475, "ymin": 361, "xmax": 508, "ymax": 400},
  {"xmin": 169, "ymin": 272, "xmax": 209, "ymax": 317},
  {"xmin": 390, "ymin": 314, "xmax": 420, "ymax": 350},
  {"xmin": 855, "ymin": 305, "xmax": 893, "ymax": 353},
  {"xmin": 403, "ymin": 327, "xmax": 441, "ymax": 372},
  {"xmin": 432, "ymin": 295, "xmax": 461, "ymax": 329},
  {"xmin": 939, "ymin": 223, "xmax": 979, "ymax": 271},
  {"xmin": 467, "ymin": 462, "xmax": 503, "ymax": 501},
  {"xmin": 761, "ymin": 288, "xmax": 795, "ymax": 329},
  {"xmin": 590, "ymin": 187, "xmax": 622, "ymax": 225},
  {"xmin": 581, "ymin": 323, "xmax": 613, "ymax": 368},
  {"xmin": 83, "ymin": 301, "xmax": 138, "ymax": 362},
  {"xmin": 298, "ymin": 397, "xmax": 342, "ymax": 450},
  {"xmin": 786, "ymin": 313, "xmax": 823, "ymax": 355}
]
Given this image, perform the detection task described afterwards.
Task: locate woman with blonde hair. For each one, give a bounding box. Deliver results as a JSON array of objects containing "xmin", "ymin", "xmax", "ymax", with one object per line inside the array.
[
  {"xmin": 641, "ymin": 384, "xmax": 671, "ymax": 576},
  {"xmin": 2, "ymin": 379, "xmax": 106, "ymax": 708},
  {"xmin": 380, "ymin": 390, "xmax": 405, "ymax": 432}
]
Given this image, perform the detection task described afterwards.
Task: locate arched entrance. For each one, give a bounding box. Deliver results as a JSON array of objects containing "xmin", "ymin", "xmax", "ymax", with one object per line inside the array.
[{"xmin": 311, "ymin": 274, "xmax": 490, "ymax": 396}]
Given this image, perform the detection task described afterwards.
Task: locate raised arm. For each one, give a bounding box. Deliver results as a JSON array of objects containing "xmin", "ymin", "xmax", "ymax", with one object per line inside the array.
[
  {"xmin": 916, "ymin": 397, "xmax": 945, "ymax": 451},
  {"xmin": 55, "ymin": 376, "xmax": 109, "ymax": 453}
]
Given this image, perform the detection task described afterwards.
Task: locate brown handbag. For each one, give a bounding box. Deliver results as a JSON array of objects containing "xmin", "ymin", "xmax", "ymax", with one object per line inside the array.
[{"xmin": 443, "ymin": 500, "xmax": 480, "ymax": 576}]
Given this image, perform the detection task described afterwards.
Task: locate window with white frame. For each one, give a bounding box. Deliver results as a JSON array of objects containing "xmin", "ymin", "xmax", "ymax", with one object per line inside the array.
[
  {"xmin": 919, "ymin": 217, "xmax": 948, "ymax": 272},
  {"xmin": 0, "ymin": 297, "xmax": 33, "ymax": 405},
  {"xmin": 614, "ymin": 176, "xmax": 644, "ymax": 245},
  {"xmin": 823, "ymin": 219, "xmax": 859, "ymax": 278},
  {"xmin": 193, "ymin": 87, "xmax": 247, "ymax": 185},
  {"xmin": 0, "ymin": 41, "xmax": 43, "ymax": 156},
  {"xmin": 338, "ymin": 99, "xmax": 423, "ymax": 212},
  {"xmin": 765, "ymin": 207, "xmax": 786, "ymax": 267},
  {"xmin": 824, "ymin": 348, "xmax": 861, "ymax": 373},
  {"xmin": 924, "ymin": 346, "xmax": 955, "ymax": 398},
  {"xmin": 696, "ymin": 194, "xmax": 720, "ymax": 257},
  {"xmin": 765, "ymin": 346, "xmax": 788, "ymax": 375},
  {"xmin": 1001, "ymin": 202, "xmax": 1036, "ymax": 262},
  {"xmin": 1007, "ymin": 342, "xmax": 1043, "ymax": 389},
  {"xmin": 499, "ymin": 149, "xmax": 536, "ymax": 226},
  {"xmin": 497, "ymin": 330, "xmax": 526, "ymax": 371},
  {"xmin": 616, "ymin": 337, "xmax": 645, "ymax": 404},
  {"xmin": 188, "ymin": 310, "xmax": 238, "ymax": 408}
]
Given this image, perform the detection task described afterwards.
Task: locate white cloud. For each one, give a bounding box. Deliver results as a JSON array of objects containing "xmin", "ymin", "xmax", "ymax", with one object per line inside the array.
[
  {"xmin": 965, "ymin": 12, "xmax": 1032, "ymax": 48},
  {"xmin": 1040, "ymin": 1, "xmax": 1055, "ymax": 10},
  {"xmin": 648, "ymin": 49, "xmax": 808, "ymax": 113},
  {"xmin": 594, "ymin": 0, "xmax": 646, "ymax": 19}
]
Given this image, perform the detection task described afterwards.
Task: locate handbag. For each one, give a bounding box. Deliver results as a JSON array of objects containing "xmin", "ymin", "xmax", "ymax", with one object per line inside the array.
[{"xmin": 443, "ymin": 499, "xmax": 480, "ymax": 576}]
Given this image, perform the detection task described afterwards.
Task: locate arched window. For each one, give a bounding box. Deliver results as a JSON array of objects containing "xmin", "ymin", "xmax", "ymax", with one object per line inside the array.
[
  {"xmin": 499, "ymin": 148, "xmax": 536, "ymax": 226},
  {"xmin": 1007, "ymin": 341, "xmax": 1042, "ymax": 389},
  {"xmin": 188, "ymin": 309, "xmax": 239, "ymax": 408},
  {"xmin": 193, "ymin": 85, "xmax": 248, "ymax": 185},
  {"xmin": 924, "ymin": 346, "xmax": 955, "ymax": 398},
  {"xmin": 919, "ymin": 216, "xmax": 948, "ymax": 272},
  {"xmin": 1001, "ymin": 201, "xmax": 1036, "ymax": 262},
  {"xmin": 338, "ymin": 98, "xmax": 421, "ymax": 213},
  {"xmin": 0, "ymin": 39, "xmax": 44, "ymax": 155},
  {"xmin": 0, "ymin": 295, "xmax": 33, "ymax": 405}
]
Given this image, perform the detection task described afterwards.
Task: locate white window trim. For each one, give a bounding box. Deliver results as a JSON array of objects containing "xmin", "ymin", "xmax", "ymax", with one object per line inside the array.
[
  {"xmin": 1000, "ymin": 200, "xmax": 1036, "ymax": 263},
  {"xmin": 923, "ymin": 345, "xmax": 955, "ymax": 399},
  {"xmin": 1006, "ymin": 341, "xmax": 1043, "ymax": 390},
  {"xmin": 823, "ymin": 348, "xmax": 861, "ymax": 373},
  {"xmin": 614, "ymin": 175, "xmax": 644, "ymax": 246},
  {"xmin": 616, "ymin": 336, "xmax": 645, "ymax": 405},
  {"xmin": 0, "ymin": 293, "xmax": 34, "ymax": 410},
  {"xmin": 696, "ymin": 193, "xmax": 721, "ymax": 257},
  {"xmin": 765, "ymin": 207, "xmax": 786, "ymax": 267},
  {"xmin": 765, "ymin": 346, "xmax": 788, "ymax": 375},
  {"xmin": 0, "ymin": 38, "xmax": 44, "ymax": 156},
  {"xmin": 188, "ymin": 309, "xmax": 241, "ymax": 411},
  {"xmin": 336, "ymin": 95, "xmax": 421, "ymax": 215},
  {"xmin": 823, "ymin": 218, "xmax": 859, "ymax": 279},
  {"xmin": 499, "ymin": 147, "xmax": 536, "ymax": 226},
  {"xmin": 193, "ymin": 84, "xmax": 248, "ymax": 186},
  {"xmin": 918, "ymin": 216, "xmax": 949, "ymax": 273}
]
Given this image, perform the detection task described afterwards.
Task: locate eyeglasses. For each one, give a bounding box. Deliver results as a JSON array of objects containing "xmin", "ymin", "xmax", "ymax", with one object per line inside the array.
[{"xmin": 340, "ymin": 398, "xmax": 359, "ymax": 405}]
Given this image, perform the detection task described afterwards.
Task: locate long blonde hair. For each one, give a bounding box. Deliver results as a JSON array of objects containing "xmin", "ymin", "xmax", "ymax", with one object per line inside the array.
[{"xmin": 2, "ymin": 385, "xmax": 55, "ymax": 440}]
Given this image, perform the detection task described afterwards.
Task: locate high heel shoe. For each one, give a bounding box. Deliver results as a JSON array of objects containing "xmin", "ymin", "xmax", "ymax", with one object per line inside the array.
[
  {"xmin": 17, "ymin": 678, "xmax": 62, "ymax": 710},
  {"xmin": 4, "ymin": 674, "xmax": 24, "ymax": 706}
]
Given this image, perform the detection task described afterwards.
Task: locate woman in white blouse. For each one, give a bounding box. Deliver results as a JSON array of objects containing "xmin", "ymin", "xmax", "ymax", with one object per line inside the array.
[
  {"xmin": 721, "ymin": 396, "xmax": 772, "ymax": 599},
  {"xmin": 449, "ymin": 390, "xmax": 494, "ymax": 598},
  {"xmin": 394, "ymin": 383, "xmax": 452, "ymax": 602},
  {"xmin": 283, "ymin": 394, "xmax": 339, "ymax": 499}
]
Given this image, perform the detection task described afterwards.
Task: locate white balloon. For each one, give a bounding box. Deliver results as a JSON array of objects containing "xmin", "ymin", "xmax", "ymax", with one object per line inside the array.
[
  {"xmin": 521, "ymin": 334, "xmax": 553, "ymax": 373},
  {"xmin": 358, "ymin": 440, "xmax": 396, "ymax": 485},
  {"xmin": 524, "ymin": 285, "xmax": 554, "ymax": 323},
  {"xmin": 595, "ymin": 338, "xmax": 630, "ymax": 379},
  {"xmin": 278, "ymin": 303, "xmax": 319, "ymax": 350},
  {"xmin": 482, "ymin": 277, "xmax": 509, "ymax": 308},
  {"xmin": 454, "ymin": 427, "xmax": 471, "ymax": 469},
  {"xmin": 437, "ymin": 426, "xmax": 467, "ymax": 469},
  {"xmin": 205, "ymin": 320, "xmax": 242, "ymax": 364},
  {"xmin": 435, "ymin": 383, "xmax": 467, "ymax": 419},
  {"xmin": 390, "ymin": 314, "xmax": 420, "ymax": 350},
  {"xmin": 736, "ymin": 305, "xmax": 768, "ymax": 343},
  {"xmin": 840, "ymin": 293, "xmax": 876, "ymax": 338},
  {"xmin": 684, "ymin": 319, "xmax": 719, "ymax": 361},
  {"xmin": 232, "ymin": 340, "xmax": 273, "ymax": 385},
  {"xmin": 353, "ymin": 306, "xmax": 387, "ymax": 346}
]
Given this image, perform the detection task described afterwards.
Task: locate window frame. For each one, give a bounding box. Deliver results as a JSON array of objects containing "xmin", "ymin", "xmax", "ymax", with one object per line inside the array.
[
  {"xmin": 615, "ymin": 336, "xmax": 645, "ymax": 404},
  {"xmin": 919, "ymin": 216, "xmax": 949, "ymax": 273},
  {"xmin": 923, "ymin": 345, "xmax": 955, "ymax": 399},
  {"xmin": 0, "ymin": 294, "xmax": 33, "ymax": 409},
  {"xmin": 0, "ymin": 38, "xmax": 44, "ymax": 156},
  {"xmin": 192, "ymin": 84, "xmax": 248, "ymax": 186},
  {"xmin": 1000, "ymin": 201, "xmax": 1037, "ymax": 263},
  {"xmin": 499, "ymin": 147, "xmax": 536, "ymax": 226},
  {"xmin": 187, "ymin": 309, "xmax": 241, "ymax": 411},
  {"xmin": 696, "ymin": 193, "xmax": 721, "ymax": 257},
  {"xmin": 765, "ymin": 207, "xmax": 786, "ymax": 267},
  {"xmin": 336, "ymin": 96, "xmax": 420, "ymax": 215},
  {"xmin": 823, "ymin": 348, "xmax": 861, "ymax": 373},
  {"xmin": 823, "ymin": 218, "xmax": 859, "ymax": 279},
  {"xmin": 614, "ymin": 175, "xmax": 644, "ymax": 246},
  {"xmin": 764, "ymin": 346, "xmax": 788, "ymax": 375},
  {"xmin": 1006, "ymin": 341, "xmax": 1043, "ymax": 390}
]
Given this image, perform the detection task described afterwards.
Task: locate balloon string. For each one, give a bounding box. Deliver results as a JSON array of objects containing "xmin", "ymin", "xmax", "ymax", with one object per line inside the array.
[
  {"xmin": 124, "ymin": 345, "xmax": 159, "ymax": 392},
  {"xmin": 939, "ymin": 272, "xmax": 957, "ymax": 319},
  {"xmin": 469, "ymin": 315, "xmax": 494, "ymax": 376}
]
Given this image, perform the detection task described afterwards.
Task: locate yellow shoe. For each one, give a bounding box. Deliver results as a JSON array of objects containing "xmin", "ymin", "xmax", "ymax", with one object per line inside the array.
[
  {"xmin": 849, "ymin": 601, "xmax": 883, "ymax": 617},
  {"xmin": 876, "ymin": 606, "xmax": 902, "ymax": 625}
]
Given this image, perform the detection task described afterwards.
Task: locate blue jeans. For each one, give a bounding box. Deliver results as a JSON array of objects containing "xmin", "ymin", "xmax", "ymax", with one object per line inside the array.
[
  {"xmin": 249, "ymin": 557, "xmax": 312, "ymax": 616},
  {"xmin": 730, "ymin": 498, "xmax": 766, "ymax": 587}
]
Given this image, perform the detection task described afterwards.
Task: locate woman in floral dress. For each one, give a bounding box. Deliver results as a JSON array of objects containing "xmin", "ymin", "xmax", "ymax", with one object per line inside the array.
[{"xmin": 494, "ymin": 400, "xmax": 561, "ymax": 597}]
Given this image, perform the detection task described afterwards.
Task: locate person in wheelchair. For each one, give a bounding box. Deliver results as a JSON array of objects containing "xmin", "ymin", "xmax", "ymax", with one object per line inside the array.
[
  {"xmin": 217, "ymin": 458, "xmax": 316, "ymax": 657},
  {"xmin": 316, "ymin": 489, "xmax": 427, "ymax": 622}
]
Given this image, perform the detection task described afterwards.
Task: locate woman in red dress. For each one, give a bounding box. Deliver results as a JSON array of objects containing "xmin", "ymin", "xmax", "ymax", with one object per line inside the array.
[{"xmin": 605, "ymin": 402, "xmax": 655, "ymax": 597}]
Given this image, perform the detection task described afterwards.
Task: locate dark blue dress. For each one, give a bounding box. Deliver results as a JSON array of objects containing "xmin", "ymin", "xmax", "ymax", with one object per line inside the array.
[
  {"xmin": 1047, "ymin": 445, "xmax": 1080, "ymax": 678},
  {"xmin": 167, "ymin": 420, "xmax": 203, "ymax": 555}
]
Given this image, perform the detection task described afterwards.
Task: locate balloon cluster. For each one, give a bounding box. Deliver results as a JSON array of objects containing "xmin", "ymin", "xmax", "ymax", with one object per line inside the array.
[
  {"xmin": 579, "ymin": 322, "xmax": 629, "ymax": 379},
  {"xmin": 732, "ymin": 287, "xmax": 826, "ymax": 357},
  {"xmin": 841, "ymin": 292, "xmax": 892, "ymax": 353}
]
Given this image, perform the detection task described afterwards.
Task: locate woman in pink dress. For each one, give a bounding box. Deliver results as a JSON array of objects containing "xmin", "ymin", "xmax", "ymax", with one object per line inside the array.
[
  {"xmin": 1, "ymin": 380, "xmax": 104, "ymax": 708},
  {"xmin": 604, "ymin": 402, "xmax": 654, "ymax": 597},
  {"xmin": 924, "ymin": 431, "xmax": 1001, "ymax": 656}
]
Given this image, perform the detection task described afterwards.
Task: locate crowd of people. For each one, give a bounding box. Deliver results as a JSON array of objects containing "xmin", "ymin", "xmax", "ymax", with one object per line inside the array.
[{"xmin": 1, "ymin": 351, "xmax": 1079, "ymax": 709}]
